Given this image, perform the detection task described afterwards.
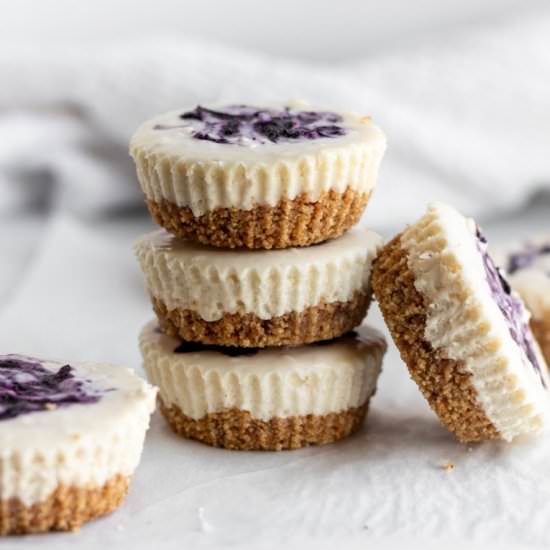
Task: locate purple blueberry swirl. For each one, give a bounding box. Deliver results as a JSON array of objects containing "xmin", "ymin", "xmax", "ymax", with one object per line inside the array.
[
  {"xmin": 174, "ymin": 340, "xmax": 258, "ymax": 357},
  {"xmin": 0, "ymin": 355, "xmax": 103, "ymax": 421},
  {"xmin": 507, "ymin": 242, "xmax": 550, "ymax": 275},
  {"xmin": 172, "ymin": 330, "xmax": 359, "ymax": 356},
  {"xmin": 476, "ymin": 231, "xmax": 546, "ymax": 388},
  {"xmin": 154, "ymin": 105, "xmax": 347, "ymax": 145}
]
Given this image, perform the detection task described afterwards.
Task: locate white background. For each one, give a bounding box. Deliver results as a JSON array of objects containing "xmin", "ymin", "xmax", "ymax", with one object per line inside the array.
[{"xmin": 2, "ymin": 0, "xmax": 547, "ymax": 61}]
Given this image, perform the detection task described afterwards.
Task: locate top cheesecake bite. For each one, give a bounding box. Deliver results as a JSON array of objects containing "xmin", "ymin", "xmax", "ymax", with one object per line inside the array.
[
  {"xmin": 130, "ymin": 102, "xmax": 386, "ymax": 249},
  {"xmin": 495, "ymin": 235, "xmax": 550, "ymax": 365},
  {"xmin": 372, "ymin": 203, "xmax": 550, "ymax": 443}
]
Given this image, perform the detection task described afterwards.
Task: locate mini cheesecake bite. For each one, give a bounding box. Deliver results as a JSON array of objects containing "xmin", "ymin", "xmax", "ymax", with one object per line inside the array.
[
  {"xmin": 372, "ymin": 203, "xmax": 550, "ymax": 443},
  {"xmin": 139, "ymin": 321, "xmax": 386, "ymax": 451},
  {"xmin": 134, "ymin": 227, "xmax": 382, "ymax": 347},
  {"xmin": 130, "ymin": 102, "xmax": 386, "ymax": 249},
  {"xmin": 495, "ymin": 236, "xmax": 550, "ymax": 366},
  {"xmin": 0, "ymin": 355, "xmax": 156, "ymax": 535}
]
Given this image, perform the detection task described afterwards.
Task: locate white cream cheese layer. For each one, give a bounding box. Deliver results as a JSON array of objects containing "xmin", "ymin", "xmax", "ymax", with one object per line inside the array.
[
  {"xmin": 135, "ymin": 227, "xmax": 383, "ymax": 321},
  {"xmin": 139, "ymin": 321, "xmax": 385, "ymax": 421},
  {"xmin": 401, "ymin": 203, "xmax": 550, "ymax": 441},
  {"xmin": 0, "ymin": 358, "xmax": 156, "ymax": 505},
  {"xmin": 130, "ymin": 102, "xmax": 386, "ymax": 216}
]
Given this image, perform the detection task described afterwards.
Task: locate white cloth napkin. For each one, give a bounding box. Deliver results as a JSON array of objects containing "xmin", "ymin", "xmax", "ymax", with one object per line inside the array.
[{"xmin": 1, "ymin": 11, "xmax": 549, "ymax": 223}]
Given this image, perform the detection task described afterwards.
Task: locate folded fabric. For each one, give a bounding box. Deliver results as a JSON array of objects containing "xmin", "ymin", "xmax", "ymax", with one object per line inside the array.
[{"xmin": 0, "ymin": 11, "xmax": 549, "ymax": 226}]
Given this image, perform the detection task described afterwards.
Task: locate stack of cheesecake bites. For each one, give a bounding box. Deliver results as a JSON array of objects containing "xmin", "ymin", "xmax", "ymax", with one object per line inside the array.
[{"xmin": 132, "ymin": 102, "xmax": 388, "ymax": 450}]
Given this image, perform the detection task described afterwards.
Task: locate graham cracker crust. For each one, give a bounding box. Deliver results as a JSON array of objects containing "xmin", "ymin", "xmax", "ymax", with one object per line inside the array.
[
  {"xmin": 0, "ymin": 474, "xmax": 129, "ymax": 535},
  {"xmin": 146, "ymin": 187, "xmax": 371, "ymax": 249},
  {"xmin": 371, "ymin": 234, "xmax": 500, "ymax": 442},
  {"xmin": 531, "ymin": 312, "xmax": 550, "ymax": 368},
  {"xmin": 152, "ymin": 291, "xmax": 371, "ymax": 347},
  {"xmin": 159, "ymin": 398, "xmax": 368, "ymax": 450}
]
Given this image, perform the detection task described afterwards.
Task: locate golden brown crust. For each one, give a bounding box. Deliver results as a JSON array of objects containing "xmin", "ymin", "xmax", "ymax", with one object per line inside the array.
[
  {"xmin": 531, "ymin": 312, "xmax": 550, "ymax": 368},
  {"xmin": 152, "ymin": 291, "xmax": 371, "ymax": 347},
  {"xmin": 0, "ymin": 474, "xmax": 129, "ymax": 535},
  {"xmin": 145, "ymin": 188, "xmax": 371, "ymax": 249},
  {"xmin": 159, "ymin": 398, "xmax": 368, "ymax": 451},
  {"xmin": 371, "ymin": 234, "xmax": 500, "ymax": 443}
]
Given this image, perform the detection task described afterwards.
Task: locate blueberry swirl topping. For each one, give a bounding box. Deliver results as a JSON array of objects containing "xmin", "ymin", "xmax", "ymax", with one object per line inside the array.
[
  {"xmin": 476, "ymin": 231, "xmax": 546, "ymax": 387},
  {"xmin": 507, "ymin": 242, "xmax": 550, "ymax": 275},
  {"xmin": 154, "ymin": 105, "xmax": 347, "ymax": 145},
  {"xmin": 172, "ymin": 331, "xmax": 360, "ymax": 356},
  {"xmin": 0, "ymin": 355, "xmax": 102, "ymax": 421},
  {"xmin": 174, "ymin": 340, "xmax": 259, "ymax": 357}
]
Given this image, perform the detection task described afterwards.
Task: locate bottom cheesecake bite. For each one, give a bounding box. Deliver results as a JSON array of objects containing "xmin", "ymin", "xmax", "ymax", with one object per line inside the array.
[
  {"xmin": 372, "ymin": 202, "xmax": 550, "ymax": 443},
  {"xmin": 0, "ymin": 355, "xmax": 156, "ymax": 535},
  {"xmin": 139, "ymin": 321, "xmax": 386, "ymax": 451}
]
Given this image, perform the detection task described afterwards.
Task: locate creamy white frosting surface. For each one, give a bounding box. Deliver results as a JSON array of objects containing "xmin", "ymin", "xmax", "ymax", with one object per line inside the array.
[
  {"xmin": 130, "ymin": 102, "xmax": 385, "ymax": 163},
  {"xmin": 135, "ymin": 227, "xmax": 382, "ymax": 321},
  {"xmin": 0, "ymin": 357, "xmax": 157, "ymax": 505},
  {"xmin": 139, "ymin": 321, "xmax": 386, "ymax": 421}
]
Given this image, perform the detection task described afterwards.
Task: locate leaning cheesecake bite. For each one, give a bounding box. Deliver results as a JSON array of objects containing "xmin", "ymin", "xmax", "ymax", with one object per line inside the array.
[
  {"xmin": 135, "ymin": 227, "xmax": 382, "ymax": 347},
  {"xmin": 0, "ymin": 355, "xmax": 156, "ymax": 535},
  {"xmin": 372, "ymin": 203, "xmax": 550, "ymax": 443},
  {"xmin": 130, "ymin": 102, "xmax": 386, "ymax": 249},
  {"xmin": 494, "ymin": 235, "xmax": 550, "ymax": 366},
  {"xmin": 139, "ymin": 321, "xmax": 386, "ymax": 450}
]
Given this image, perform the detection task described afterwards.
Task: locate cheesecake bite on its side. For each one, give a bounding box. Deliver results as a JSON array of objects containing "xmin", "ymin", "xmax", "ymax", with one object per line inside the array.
[{"xmin": 372, "ymin": 203, "xmax": 549, "ymax": 443}]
